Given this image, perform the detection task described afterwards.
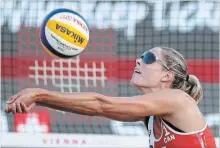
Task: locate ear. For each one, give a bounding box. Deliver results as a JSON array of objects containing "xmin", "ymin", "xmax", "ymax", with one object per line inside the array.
[{"xmin": 161, "ymin": 71, "xmax": 174, "ymax": 82}]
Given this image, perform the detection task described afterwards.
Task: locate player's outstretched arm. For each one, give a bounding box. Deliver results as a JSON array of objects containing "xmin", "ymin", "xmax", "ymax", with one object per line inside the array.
[{"xmin": 5, "ymin": 88, "xmax": 187, "ymax": 122}]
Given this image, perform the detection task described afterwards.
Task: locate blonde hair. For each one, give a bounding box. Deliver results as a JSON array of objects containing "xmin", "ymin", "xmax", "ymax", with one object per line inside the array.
[{"xmin": 160, "ymin": 46, "xmax": 203, "ymax": 103}]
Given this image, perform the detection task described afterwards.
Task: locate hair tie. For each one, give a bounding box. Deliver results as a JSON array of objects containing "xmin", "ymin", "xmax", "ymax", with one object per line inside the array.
[
  {"xmin": 189, "ymin": 84, "xmax": 194, "ymax": 93},
  {"xmin": 186, "ymin": 75, "xmax": 189, "ymax": 81},
  {"xmin": 186, "ymin": 74, "xmax": 194, "ymax": 93}
]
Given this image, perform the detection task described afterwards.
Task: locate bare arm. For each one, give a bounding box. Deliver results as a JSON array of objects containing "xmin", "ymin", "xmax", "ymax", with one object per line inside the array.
[
  {"xmin": 36, "ymin": 92, "xmax": 103, "ymax": 116},
  {"xmin": 36, "ymin": 91, "xmax": 142, "ymax": 121},
  {"xmin": 34, "ymin": 89, "xmax": 186, "ymax": 121}
]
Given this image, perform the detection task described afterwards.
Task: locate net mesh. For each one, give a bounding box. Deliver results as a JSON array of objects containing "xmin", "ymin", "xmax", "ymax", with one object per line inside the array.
[
  {"xmin": 1, "ymin": 0, "xmax": 219, "ymax": 146},
  {"xmin": 29, "ymin": 57, "xmax": 106, "ymax": 92}
]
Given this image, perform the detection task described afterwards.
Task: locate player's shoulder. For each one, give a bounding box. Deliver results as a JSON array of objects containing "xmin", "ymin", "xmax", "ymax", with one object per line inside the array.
[
  {"xmin": 157, "ymin": 89, "xmax": 195, "ymax": 105},
  {"xmin": 158, "ymin": 88, "xmax": 185, "ymax": 94},
  {"xmin": 154, "ymin": 89, "xmax": 189, "ymax": 100}
]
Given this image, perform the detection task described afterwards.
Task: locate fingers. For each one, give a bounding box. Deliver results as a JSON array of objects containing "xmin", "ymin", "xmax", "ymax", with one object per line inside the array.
[
  {"xmin": 11, "ymin": 103, "xmax": 16, "ymax": 114},
  {"xmin": 5, "ymin": 104, "xmax": 14, "ymax": 114},
  {"xmin": 7, "ymin": 92, "xmax": 22, "ymax": 104},
  {"xmin": 5, "ymin": 103, "xmax": 22, "ymax": 114},
  {"xmin": 21, "ymin": 102, "xmax": 29, "ymax": 113},
  {"xmin": 5, "ymin": 102, "xmax": 31, "ymax": 114},
  {"xmin": 16, "ymin": 102, "xmax": 22, "ymax": 113},
  {"xmin": 5, "ymin": 106, "xmax": 11, "ymax": 114}
]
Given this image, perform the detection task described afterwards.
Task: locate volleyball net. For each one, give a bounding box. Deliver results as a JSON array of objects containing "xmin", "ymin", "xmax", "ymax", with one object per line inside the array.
[{"xmin": 1, "ymin": 0, "xmax": 219, "ymax": 147}]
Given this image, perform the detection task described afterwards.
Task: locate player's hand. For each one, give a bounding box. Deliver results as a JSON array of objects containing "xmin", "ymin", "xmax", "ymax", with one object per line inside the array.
[{"xmin": 5, "ymin": 88, "xmax": 44, "ymax": 114}]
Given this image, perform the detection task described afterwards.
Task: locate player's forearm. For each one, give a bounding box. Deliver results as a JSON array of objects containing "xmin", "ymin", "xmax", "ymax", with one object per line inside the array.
[
  {"xmin": 35, "ymin": 90, "xmax": 144, "ymax": 120},
  {"xmin": 36, "ymin": 90, "xmax": 106, "ymax": 116}
]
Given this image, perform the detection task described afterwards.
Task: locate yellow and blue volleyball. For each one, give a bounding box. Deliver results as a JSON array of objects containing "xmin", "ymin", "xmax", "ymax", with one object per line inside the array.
[{"xmin": 40, "ymin": 8, "xmax": 89, "ymax": 58}]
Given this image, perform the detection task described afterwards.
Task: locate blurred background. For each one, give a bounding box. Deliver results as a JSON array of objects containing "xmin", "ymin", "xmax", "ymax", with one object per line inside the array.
[{"xmin": 1, "ymin": 0, "xmax": 219, "ymax": 147}]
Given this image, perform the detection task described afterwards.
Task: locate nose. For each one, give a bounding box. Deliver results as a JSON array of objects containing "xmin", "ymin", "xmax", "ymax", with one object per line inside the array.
[{"xmin": 136, "ymin": 58, "xmax": 141, "ymax": 65}]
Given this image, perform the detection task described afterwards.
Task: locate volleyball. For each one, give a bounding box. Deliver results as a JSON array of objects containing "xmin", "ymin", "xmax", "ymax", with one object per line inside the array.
[{"xmin": 40, "ymin": 8, "xmax": 89, "ymax": 58}]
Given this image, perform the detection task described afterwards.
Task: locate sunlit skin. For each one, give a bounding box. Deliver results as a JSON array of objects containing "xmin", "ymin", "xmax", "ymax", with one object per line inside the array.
[{"xmin": 131, "ymin": 47, "xmax": 174, "ymax": 94}]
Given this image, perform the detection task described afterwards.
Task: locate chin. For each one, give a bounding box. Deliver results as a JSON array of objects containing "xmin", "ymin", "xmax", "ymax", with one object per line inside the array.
[
  {"xmin": 130, "ymin": 80, "xmax": 146, "ymax": 94},
  {"xmin": 130, "ymin": 78, "xmax": 142, "ymax": 88}
]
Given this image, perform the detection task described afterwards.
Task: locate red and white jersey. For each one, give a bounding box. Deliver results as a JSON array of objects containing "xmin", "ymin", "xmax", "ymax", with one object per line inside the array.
[{"xmin": 147, "ymin": 116, "xmax": 216, "ymax": 148}]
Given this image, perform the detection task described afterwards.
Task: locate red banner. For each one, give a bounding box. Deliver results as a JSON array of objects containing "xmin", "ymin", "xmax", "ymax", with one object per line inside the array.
[{"xmin": 14, "ymin": 111, "xmax": 51, "ymax": 133}]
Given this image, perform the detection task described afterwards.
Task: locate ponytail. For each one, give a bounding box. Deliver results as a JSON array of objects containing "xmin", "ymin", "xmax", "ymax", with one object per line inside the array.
[{"xmin": 186, "ymin": 74, "xmax": 203, "ymax": 103}]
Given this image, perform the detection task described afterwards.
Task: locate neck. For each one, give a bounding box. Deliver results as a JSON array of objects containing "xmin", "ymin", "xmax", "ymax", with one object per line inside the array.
[
  {"xmin": 138, "ymin": 83, "xmax": 171, "ymax": 94},
  {"xmin": 138, "ymin": 87, "xmax": 161, "ymax": 94}
]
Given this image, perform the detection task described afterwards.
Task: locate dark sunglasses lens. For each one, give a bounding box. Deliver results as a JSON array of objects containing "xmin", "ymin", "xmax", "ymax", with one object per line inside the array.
[{"xmin": 142, "ymin": 52, "xmax": 156, "ymax": 64}]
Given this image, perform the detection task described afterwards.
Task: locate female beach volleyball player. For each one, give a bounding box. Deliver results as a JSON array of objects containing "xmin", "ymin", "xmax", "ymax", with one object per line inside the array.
[{"xmin": 5, "ymin": 46, "xmax": 216, "ymax": 148}]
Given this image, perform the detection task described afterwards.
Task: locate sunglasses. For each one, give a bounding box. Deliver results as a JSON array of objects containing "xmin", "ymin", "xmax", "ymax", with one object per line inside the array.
[{"xmin": 140, "ymin": 51, "xmax": 170, "ymax": 70}]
